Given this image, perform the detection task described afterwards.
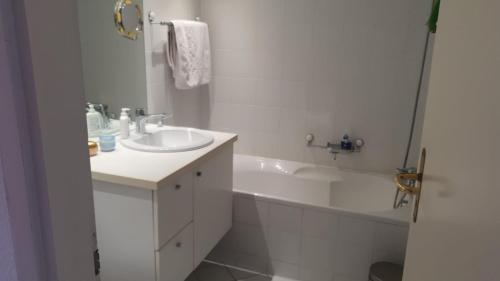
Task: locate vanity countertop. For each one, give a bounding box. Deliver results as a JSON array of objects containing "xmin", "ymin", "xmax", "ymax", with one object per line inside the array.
[{"xmin": 90, "ymin": 129, "xmax": 237, "ymax": 190}]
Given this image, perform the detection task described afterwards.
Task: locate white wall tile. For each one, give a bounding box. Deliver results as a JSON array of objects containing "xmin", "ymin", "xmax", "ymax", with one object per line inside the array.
[
  {"xmin": 213, "ymin": 50, "xmax": 257, "ymax": 77},
  {"xmin": 233, "ymin": 130, "xmax": 255, "ymax": 155},
  {"xmin": 337, "ymin": 216, "xmax": 375, "ymax": 248},
  {"xmin": 372, "ymin": 223, "xmax": 408, "ymax": 264},
  {"xmin": 209, "ymin": 0, "xmax": 257, "ymax": 51},
  {"xmin": 281, "ymin": 81, "xmax": 308, "ymax": 110},
  {"xmin": 212, "ymin": 77, "xmax": 256, "ymax": 104},
  {"xmin": 249, "ymin": 132, "xmax": 283, "ymax": 159},
  {"xmin": 300, "ymin": 236, "xmax": 335, "ymax": 271},
  {"xmin": 233, "ymin": 222, "xmax": 269, "ymax": 257},
  {"xmin": 266, "ymin": 227, "xmax": 301, "ymax": 264},
  {"xmin": 334, "ymin": 216, "xmax": 375, "ymax": 280},
  {"xmin": 201, "ymin": 0, "xmax": 430, "ymax": 172},
  {"xmin": 279, "ymin": 109, "xmax": 308, "ymax": 136},
  {"xmin": 256, "ymin": 0, "xmax": 285, "ymax": 45},
  {"xmin": 207, "ymin": 195, "xmax": 409, "ymax": 279},
  {"xmin": 274, "ymin": 132, "xmax": 306, "ymax": 162},
  {"xmin": 248, "ymin": 106, "xmax": 281, "ymax": 133},
  {"xmin": 334, "ymin": 243, "xmax": 373, "ymax": 280},
  {"xmin": 254, "ymin": 79, "xmax": 283, "ymax": 107},
  {"xmin": 235, "ymin": 196, "xmax": 269, "ymax": 227},
  {"xmin": 285, "ymin": 0, "xmax": 315, "ymax": 25},
  {"xmin": 268, "ymin": 203, "xmax": 302, "ymax": 233},
  {"xmin": 145, "ymin": 0, "xmax": 203, "ymax": 127},
  {"xmin": 302, "ymin": 210, "xmax": 338, "ymax": 239}
]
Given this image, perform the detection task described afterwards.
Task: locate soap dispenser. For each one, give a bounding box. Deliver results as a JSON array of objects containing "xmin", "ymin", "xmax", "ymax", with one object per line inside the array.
[
  {"xmin": 120, "ymin": 108, "xmax": 131, "ymax": 139},
  {"xmin": 86, "ymin": 104, "xmax": 104, "ymax": 133}
]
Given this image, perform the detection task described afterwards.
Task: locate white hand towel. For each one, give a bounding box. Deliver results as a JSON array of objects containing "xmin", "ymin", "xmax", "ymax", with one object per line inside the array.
[{"xmin": 167, "ymin": 20, "xmax": 211, "ymax": 90}]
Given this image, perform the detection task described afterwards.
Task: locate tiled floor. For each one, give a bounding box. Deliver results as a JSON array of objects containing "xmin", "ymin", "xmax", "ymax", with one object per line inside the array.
[{"xmin": 186, "ymin": 261, "xmax": 272, "ymax": 281}]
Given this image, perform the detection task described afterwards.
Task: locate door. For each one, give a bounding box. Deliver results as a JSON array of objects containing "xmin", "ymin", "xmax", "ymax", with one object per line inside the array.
[{"xmin": 403, "ymin": 1, "xmax": 500, "ymax": 281}]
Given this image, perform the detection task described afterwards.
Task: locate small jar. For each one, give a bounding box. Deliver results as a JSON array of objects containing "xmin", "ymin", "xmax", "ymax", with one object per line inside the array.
[
  {"xmin": 88, "ymin": 141, "xmax": 98, "ymax": 157},
  {"xmin": 99, "ymin": 135, "xmax": 116, "ymax": 152}
]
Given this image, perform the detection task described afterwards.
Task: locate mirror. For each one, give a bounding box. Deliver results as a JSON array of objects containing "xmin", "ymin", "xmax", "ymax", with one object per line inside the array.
[
  {"xmin": 78, "ymin": 0, "xmax": 148, "ymax": 124},
  {"xmin": 114, "ymin": 0, "xmax": 143, "ymax": 40}
]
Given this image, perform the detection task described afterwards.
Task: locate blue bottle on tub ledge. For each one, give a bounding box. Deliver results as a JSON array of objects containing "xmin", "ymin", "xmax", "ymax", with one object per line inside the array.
[{"xmin": 341, "ymin": 134, "xmax": 353, "ymax": 151}]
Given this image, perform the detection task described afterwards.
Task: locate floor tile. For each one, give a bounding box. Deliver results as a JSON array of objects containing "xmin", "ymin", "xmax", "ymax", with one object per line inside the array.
[
  {"xmin": 194, "ymin": 262, "xmax": 235, "ymax": 281},
  {"xmin": 185, "ymin": 271, "xmax": 199, "ymax": 281},
  {"xmin": 227, "ymin": 266, "xmax": 258, "ymax": 280},
  {"xmin": 238, "ymin": 275, "xmax": 272, "ymax": 281},
  {"xmin": 270, "ymin": 277, "xmax": 299, "ymax": 281}
]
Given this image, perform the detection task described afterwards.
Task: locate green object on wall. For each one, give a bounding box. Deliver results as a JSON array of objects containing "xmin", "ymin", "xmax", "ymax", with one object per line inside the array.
[{"xmin": 427, "ymin": 0, "xmax": 441, "ymax": 33}]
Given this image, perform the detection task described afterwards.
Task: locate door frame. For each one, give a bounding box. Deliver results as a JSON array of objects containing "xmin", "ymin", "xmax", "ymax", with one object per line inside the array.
[{"xmin": 0, "ymin": 0, "xmax": 97, "ymax": 280}]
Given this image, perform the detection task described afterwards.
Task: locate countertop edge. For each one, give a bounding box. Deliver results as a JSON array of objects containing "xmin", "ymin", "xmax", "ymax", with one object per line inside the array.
[{"xmin": 91, "ymin": 134, "xmax": 238, "ymax": 191}]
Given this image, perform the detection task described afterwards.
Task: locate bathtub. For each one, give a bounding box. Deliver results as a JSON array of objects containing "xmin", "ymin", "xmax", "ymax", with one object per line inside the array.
[
  {"xmin": 233, "ymin": 154, "xmax": 410, "ymax": 223},
  {"xmin": 207, "ymin": 154, "xmax": 410, "ymax": 281}
]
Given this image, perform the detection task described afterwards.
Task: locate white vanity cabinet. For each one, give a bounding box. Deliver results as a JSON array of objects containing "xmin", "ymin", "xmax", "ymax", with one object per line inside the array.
[
  {"xmin": 93, "ymin": 145, "xmax": 234, "ymax": 281},
  {"xmin": 193, "ymin": 146, "xmax": 233, "ymax": 266}
]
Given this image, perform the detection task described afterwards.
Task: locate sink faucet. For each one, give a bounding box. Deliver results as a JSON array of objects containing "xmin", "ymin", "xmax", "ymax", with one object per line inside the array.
[
  {"xmin": 135, "ymin": 108, "xmax": 147, "ymax": 133},
  {"xmin": 87, "ymin": 102, "xmax": 110, "ymax": 128},
  {"xmin": 136, "ymin": 112, "xmax": 169, "ymax": 134}
]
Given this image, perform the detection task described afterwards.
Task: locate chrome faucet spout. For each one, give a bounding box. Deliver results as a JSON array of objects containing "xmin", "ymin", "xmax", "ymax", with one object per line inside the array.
[{"xmin": 137, "ymin": 113, "xmax": 169, "ymax": 134}]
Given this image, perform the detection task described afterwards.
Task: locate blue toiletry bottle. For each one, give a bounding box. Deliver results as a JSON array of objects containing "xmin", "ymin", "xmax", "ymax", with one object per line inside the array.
[{"xmin": 341, "ymin": 134, "xmax": 353, "ymax": 151}]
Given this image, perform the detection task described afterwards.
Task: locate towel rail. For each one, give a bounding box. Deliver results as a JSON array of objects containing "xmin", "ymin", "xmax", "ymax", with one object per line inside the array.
[{"xmin": 148, "ymin": 11, "xmax": 201, "ymax": 26}]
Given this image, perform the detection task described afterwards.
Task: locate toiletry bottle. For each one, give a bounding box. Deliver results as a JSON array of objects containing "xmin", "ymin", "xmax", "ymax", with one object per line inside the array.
[
  {"xmin": 341, "ymin": 134, "xmax": 353, "ymax": 150},
  {"xmin": 87, "ymin": 104, "xmax": 104, "ymax": 133},
  {"xmin": 120, "ymin": 108, "xmax": 131, "ymax": 139}
]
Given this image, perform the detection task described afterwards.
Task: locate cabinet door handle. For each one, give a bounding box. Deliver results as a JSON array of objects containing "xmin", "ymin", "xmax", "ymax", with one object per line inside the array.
[
  {"xmin": 175, "ymin": 184, "xmax": 181, "ymax": 190},
  {"xmin": 196, "ymin": 171, "xmax": 202, "ymax": 177},
  {"xmin": 175, "ymin": 242, "xmax": 182, "ymax": 248}
]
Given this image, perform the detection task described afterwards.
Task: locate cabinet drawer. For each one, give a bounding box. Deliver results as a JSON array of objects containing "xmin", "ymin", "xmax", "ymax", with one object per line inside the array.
[
  {"xmin": 157, "ymin": 223, "xmax": 194, "ymax": 281},
  {"xmin": 156, "ymin": 172, "xmax": 193, "ymax": 249}
]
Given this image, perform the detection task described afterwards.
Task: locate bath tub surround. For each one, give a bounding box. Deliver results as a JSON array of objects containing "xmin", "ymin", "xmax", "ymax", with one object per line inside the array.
[
  {"xmin": 207, "ymin": 155, "xmax": 409, "ymax": 281},
  {"xmin": 234, "ymin": 154, "xmax": 409, "ymax": 223}
]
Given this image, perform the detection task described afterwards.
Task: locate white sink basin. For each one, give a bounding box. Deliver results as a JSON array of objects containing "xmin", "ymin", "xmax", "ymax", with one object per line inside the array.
[{"xmin": 121, "ymin": 127, "xmax": 214, "ymax": 152}]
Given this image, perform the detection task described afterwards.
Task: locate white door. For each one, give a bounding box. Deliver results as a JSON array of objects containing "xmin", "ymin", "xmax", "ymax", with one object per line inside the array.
[{"xmin": 403, "ymin": 1, "xmax": 500, "ymax": 280}]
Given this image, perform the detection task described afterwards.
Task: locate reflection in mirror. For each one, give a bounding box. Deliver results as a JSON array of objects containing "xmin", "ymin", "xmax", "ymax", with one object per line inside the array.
[
  {"xmin": 114, "ymin": 0, "xmax": 143, "ymax": 40},
  {"xmin": 78, "ymin": 0, "xmax": 147, "ymax": 131}
]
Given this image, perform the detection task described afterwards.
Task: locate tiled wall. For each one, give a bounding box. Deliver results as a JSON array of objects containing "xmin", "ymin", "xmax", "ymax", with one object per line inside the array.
[
  {"xmin": 208, "ymin": 194, "xmax": 408, "ymax": 281},
  {"xmin": 143, "ymin": 0, "xmax": 205, "ymax": 128},
  {"xmin": 200, "ymin": 0, "xmax": 432, "ymax": 172}
]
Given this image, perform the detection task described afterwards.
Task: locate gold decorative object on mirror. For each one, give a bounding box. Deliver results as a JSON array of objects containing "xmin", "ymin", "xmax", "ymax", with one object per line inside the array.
[{"xmin": 114, "ymin": 0, "xmax": 143, "ymax": 40}]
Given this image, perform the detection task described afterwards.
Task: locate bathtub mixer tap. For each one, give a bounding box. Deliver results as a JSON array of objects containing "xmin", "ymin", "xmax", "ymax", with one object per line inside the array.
[
  {"xmin": 305, "ymin": 133, "xmax": 365, "ymax": 160},
  {"xmin": 393, "ymin": 167, "xmax": 416, "ymax": 209}
]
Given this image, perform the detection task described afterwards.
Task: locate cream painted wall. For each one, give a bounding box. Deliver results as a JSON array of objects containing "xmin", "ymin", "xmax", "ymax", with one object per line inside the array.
[{"xmin": 201, "ymin": 0, "xmax": 433, "ymax": 172}]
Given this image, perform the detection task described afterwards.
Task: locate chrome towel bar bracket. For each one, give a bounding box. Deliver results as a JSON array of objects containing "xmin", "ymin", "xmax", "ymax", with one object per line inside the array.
[{"xmin": 148, "ymin": 11, "xmax": 201, "ymax": 26}]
